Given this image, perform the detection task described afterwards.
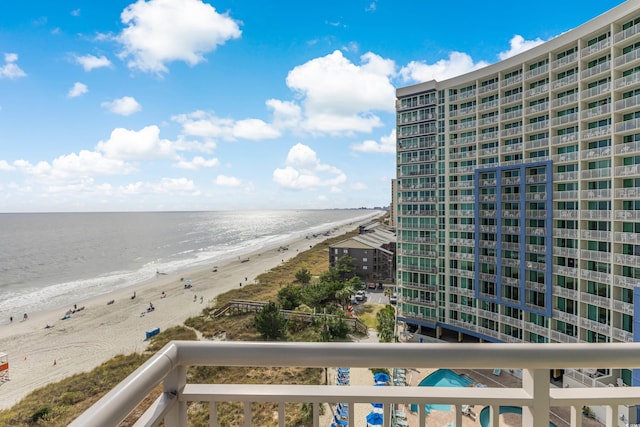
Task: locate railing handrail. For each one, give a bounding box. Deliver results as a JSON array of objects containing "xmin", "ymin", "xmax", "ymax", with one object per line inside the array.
[{"xmin": 70, "ymin": 341, "xmax": 640, "ymax": 427}]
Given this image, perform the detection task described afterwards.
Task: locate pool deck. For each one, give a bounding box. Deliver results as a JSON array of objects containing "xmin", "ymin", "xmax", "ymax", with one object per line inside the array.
[{"xmin": 398, "ymin": 367, "xmax": 605, "ymax": 427}]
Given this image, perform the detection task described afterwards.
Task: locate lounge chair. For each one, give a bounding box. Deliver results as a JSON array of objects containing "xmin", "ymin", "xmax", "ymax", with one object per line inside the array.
[
  {"xmin": 493, "ymin": 368, "xmax": 501, "ymax": 376},
  {"xmin": 395, "ymin": 418, "xmax": 409, "ymax": 426},
  {"xmin": 394, "ymin": 410, "xmax": 407, "ymax": 419},
  {"xmin": 333, "ymin": 415, "xmax": 348, "ymax": 426}
]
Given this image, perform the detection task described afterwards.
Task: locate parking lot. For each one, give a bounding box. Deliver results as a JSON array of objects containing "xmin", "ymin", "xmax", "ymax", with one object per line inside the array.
[{"xmin": 352, "ymin": 285, "xmax": 394, "ymax": 305}]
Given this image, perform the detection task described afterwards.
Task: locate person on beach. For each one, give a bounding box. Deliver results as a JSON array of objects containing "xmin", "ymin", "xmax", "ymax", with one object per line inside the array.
[
  {"xmin": 9, "ymin": 316, "xmax": 12, "ymax": 323},
  {"xmin": 200, "ymin": 296, "xmax": 203, "ymax": 304},
  {"xmin": 23, "ymin": 313, "xmax": 28, "ymax": 321}
]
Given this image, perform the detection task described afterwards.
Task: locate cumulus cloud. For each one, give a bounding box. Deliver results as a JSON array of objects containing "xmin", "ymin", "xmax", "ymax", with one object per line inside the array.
[
  {"xmin": 351, "ymin": 128, "xmax": 396, "ymax": 153},
  {"xmin": 0, "ymin": 53, "xmax": 27, "ymax": 79},
  {"xmin": 101, "ymin": 96, "xmax": 142, "ymax": 116},
  {"xmin": 215, "ymin": 174, "xmax": 241, "ymax": 187},
  {"xmin": 0, "ymin": 160, "xmax": 16, "ymax": 171},
  {"xmin": 400, "ymin": 51, "xmax": 489, "ymax": 83},
  {"xmin": 173, "ymin": 110, "xmax": 280, "ymax": 141},
  {"xmin": 68, "ymin": 82, "xmax": 88, "ymax": 98},
  {"xmin": 96, "ymin": 125, "xmax": 176, "ymax": 160},
  {"xmin": 266, "ymin": 99, "xmax": 302, "ymax": 131},
  {"xmin": 273, "ymin": 143, "xmax": 346, "ymax": 190},
  {"xmin": 150, "ymin": 177, "xmax": 199, "ymax": 194},
  {"xmin": 498, "ymin": 35, "xmax": 546, "ymax": 60},
  {"xmin": 284, "ymin": 50, "xmax": 395, "ymax": 134},
  {"xmin": 75, "ymin": 54, "xmax": 112, "ymax": 71},
  {"xmin": 174, "ymin": 155, "xmax": 219, "ymax": 170},
  {"xmin": 117, "ymin": 0, "xmax": 242, "ymax": 73},
  {"xmin": 10, "ymin": 151, "xmax": 135, "ymax": 183}
]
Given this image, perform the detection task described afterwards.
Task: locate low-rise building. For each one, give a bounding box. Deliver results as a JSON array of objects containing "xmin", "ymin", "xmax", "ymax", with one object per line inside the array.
[{"xmin": 329, "ymin": 222, "xmax": 396, "ymax": 282}]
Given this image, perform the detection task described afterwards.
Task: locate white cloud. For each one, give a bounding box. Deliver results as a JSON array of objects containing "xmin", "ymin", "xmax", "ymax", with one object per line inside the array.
[
  {"xmin": 173, "ymin": 110, "xmax": 280, "ymax": 141},
  {"xmin": 174, "ymin": 155, "xmax": 219, "ymax": 170},
  {"xmin": 150, "ymin": 177, "xmax": 199, "ymax": 195},
  {"xmin": 50, "ymin": 150, "xmax": 135, "ymax": 178},
  {"xmin": 101, "ymin": 96, "xmax": 142, "ymax": 116},
  {"xmin": 75, "ymin": 54, "xmax": 111, "ymax": 71},
  {"xmin": 498, "ymin": 35, "xmax": 545, "ymax": 60},
  {"xmin": 284, "ymin": 50, "xmax": 396, "ymax": 134},
  {"xmin": 351, "ymin": 128, "xmax": 396, "ymax": 153},
  {"xmin": 0, "ymin": 53, "xmax": 26, "ymax": 79},
  {"xmin": 117, "ymin": 0, "xmax": 242, "ymax": 73},
  {"xmin": 68, "ymin": 82, "xmax": 88, "ymax": 98},
  {"xmin": 96, "ymin": 125, "xmax": 176, "ymax": 160},
  {"xmin": 272, "ymin": 143, "xmax": 346, "ymax": 190},
  {"xmin": 215, "ymin": 174, "xmax": 241, "ymax": 187},
  {"xmin": 365, "ymin": 2, "xmax": 377, "ymax": 12},
  {"xmin": 71, "ymin": 9, "xmax": 80, "ymax": 17},
  {"xmin": 351, "ymin": 182, "xmax": 367, "ymax": 190},
  {"xmin": 0, "ymin": 160, "xmax": 16, "ymax": 171},
  {"xmin": 10, "ymin": 151, "xmax": 135, "ymax": 183},
  {"xmin": 266, "ymin": 99, "xmax": 302, "ymax": 131},
  {"xmin": 400, "ymin": 51, "xmax": 489, "ymax": 83}
]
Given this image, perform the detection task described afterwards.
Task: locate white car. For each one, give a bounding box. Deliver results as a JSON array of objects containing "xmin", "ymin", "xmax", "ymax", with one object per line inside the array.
[
  {"xmin": 389, "ymin": 293, "xmax": 398, "ymax": 304},
  {"xmin": 355, "ymin": 290, "xmax": 366, "ymax": 301}
]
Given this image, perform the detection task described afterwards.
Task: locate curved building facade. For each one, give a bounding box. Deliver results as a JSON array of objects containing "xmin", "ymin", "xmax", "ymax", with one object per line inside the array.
[{"xmin": 396, "ymin": 1, "xmax": 640, "ymax": 386}]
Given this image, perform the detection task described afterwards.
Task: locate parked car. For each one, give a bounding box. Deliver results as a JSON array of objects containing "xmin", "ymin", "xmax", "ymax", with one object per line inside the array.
[
  {"xmin": 355, "ymin": 290, "xmax": 366, "ymax": 301},
  {"xmin": 389, "ymin": 293, "xmax": 398, "ymax": 305},
  {"xmin": 367, "ymin": 283, "xmax": 377, "ymax": 289}
]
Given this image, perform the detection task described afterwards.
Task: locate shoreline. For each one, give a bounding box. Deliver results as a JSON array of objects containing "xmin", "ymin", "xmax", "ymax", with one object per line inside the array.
[{"xmin": 0, "ymin": 222, "xmax": 360, "ymax": 409}]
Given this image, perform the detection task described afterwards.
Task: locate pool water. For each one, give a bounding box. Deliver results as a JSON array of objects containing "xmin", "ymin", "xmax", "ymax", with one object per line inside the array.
[
  {"xmin": 479, "ymin": 406, "xmax": 558, "ymax": 427},
  {"xmin": 410, "ymin": 369, "xmax": 474, "ymax": 412}
]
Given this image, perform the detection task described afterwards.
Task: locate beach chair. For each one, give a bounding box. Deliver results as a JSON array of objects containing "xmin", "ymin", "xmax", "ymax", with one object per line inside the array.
[
  {"xmin": 493, "ymin": 368, "xmax": 501, "ymax": 376},
  {"xmin": 394, "ymin": 410, "xmax": 407, "ymax": 419},
  {"xmin": 333, "ymin": 415, "xmax": 348, "ymax": 426},
  {"xmin": 336, "ymin": 406, "xmax": 349, "ymax": 418},
  {"xmin": 395, "ymin": 418, "xmax": 409, "ymax": 426}
]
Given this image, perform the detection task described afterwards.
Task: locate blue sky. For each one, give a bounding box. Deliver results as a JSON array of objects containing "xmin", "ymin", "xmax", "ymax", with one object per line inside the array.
[{"xmin": 0, "ymin": 0, "xmax": 625, "ymax": 212}]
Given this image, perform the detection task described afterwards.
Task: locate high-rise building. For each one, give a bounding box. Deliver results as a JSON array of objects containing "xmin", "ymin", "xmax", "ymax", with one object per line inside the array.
[{"xmin": 395, "ymin": 1, "xmax": 640, "ymax": 386}]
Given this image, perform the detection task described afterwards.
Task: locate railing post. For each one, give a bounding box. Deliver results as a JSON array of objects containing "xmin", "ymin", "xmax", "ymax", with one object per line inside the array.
[
  {"xmin": 522, "ymin": 368, "xmax": 549, "ymax": 427},
  {"xmin": 570, "ymin": 405, "xmax": 582, "ymax": 427},
  {"xmin": 163, "ymin": 365, "xmax": 187, "ymax": 427},
  {"xmin": 605, "ymin": 405, "xmax": 619, "ymax": 427},
  {"xmin": 489, "ymin": 405, "xmax": 499, "ymax": 427}
]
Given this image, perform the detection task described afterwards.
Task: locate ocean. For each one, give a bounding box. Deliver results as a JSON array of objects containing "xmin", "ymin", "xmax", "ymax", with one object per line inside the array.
[{"xmin": 0, "ymin": 210, "xmax": 380, "ymax": 323}]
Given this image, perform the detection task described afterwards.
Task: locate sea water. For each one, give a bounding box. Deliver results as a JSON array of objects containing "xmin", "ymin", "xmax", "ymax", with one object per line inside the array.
[{"xmin": 0, "ymin": 210, "xmax": 380, "ymax": 323}]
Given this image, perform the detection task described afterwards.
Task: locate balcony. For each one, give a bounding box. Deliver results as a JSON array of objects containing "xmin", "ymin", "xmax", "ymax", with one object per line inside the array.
[{"xmin": 70, "ymin": 341, "xmax": 640, "ymax": 427}]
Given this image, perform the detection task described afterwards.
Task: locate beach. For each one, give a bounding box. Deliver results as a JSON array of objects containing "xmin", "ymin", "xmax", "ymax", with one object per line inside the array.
[{"xmin": 0, "ymin": 224, "xmax": 357, "ymax": 410}]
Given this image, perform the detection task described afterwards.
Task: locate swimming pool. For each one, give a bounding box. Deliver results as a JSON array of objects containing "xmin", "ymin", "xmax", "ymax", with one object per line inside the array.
[
  {"xmin": 479, "ymin": 406, "xmax": 558, "ymax": 427},
  {"xmin": 410, "ymin": 369, "xmax": 474, "ymax": 412}
]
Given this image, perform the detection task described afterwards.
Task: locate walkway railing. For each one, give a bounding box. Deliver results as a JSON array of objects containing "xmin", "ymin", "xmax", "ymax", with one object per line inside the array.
[
  {"xmin": 69, "ymin": 341, "xmax": 640, "ymax": 427},
  {"xmin": 213, "ymin": 300, "xmax": 368, "ymax": 334}
]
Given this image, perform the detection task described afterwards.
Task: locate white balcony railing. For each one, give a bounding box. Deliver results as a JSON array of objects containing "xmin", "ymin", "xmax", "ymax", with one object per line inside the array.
[{"xmin": 69, "ymin": 341, "xmax": 640, "ymax": 427}]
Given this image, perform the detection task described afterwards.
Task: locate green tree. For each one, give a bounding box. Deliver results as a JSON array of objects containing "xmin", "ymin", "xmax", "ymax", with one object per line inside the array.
[
  {"xmin": 335, "ymin": 283, "xmax": 355, "ymax": 309},
  {"xmin": 317, "ymin": 314, "xmax": 350, "ymax": 342},
  {"xmin": 295, "ymin": 268, "xmax": 312, "ymax": 285},
  {"xmin": 254, "ymin": 301, "xmax": 287, "ymax": 340},
  {"xmin": 334, "ymin": 255, "xmax": 356, "ymax": 280},
  {"xmin": 376, "ymin": 305, "xmax": 396, "ymax": 343},
  {"xmin": 278, "ymin": 283, "xmax": 302, "ymax": 310}
]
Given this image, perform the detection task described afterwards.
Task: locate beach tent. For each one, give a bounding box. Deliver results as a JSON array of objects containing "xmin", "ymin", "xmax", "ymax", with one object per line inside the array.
[{"xmin": 0, "ymin": 352, "xmax": 8, "ymax": 383}]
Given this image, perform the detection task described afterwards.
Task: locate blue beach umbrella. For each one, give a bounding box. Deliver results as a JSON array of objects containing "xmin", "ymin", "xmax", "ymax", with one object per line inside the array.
[
  {"xmin": 373, "ymin": 372, "xmax": 390, "ymax": 383},
  {"xmin": 371, "ymin": 402, "xmax": 383, "ymax": 409},
  {"xmin": 366, "ymin": 411, "xmax": 383, "ymax": 426}
]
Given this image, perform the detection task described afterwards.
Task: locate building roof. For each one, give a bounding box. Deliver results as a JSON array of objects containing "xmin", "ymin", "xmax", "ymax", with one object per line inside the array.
[{"xmin": 331, "ymin": 223, "xmax": 396, "ymax": 255}]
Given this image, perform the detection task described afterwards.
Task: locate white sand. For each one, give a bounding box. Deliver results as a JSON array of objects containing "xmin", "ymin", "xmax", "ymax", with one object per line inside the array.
[{"xmin": 0, "ymin": 225, "xmax": 357, "ymax": 410}]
